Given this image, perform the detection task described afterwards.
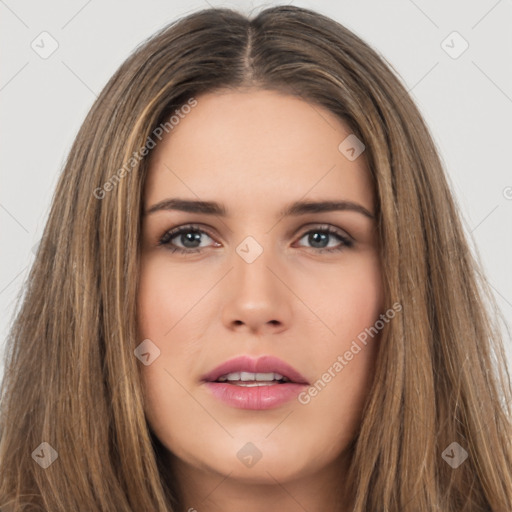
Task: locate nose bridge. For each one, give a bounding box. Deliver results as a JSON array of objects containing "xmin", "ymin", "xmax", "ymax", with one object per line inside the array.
[
  {"xmin": 219, "ymin": 231, "xmax": 293, "ymax": 331},
  {"xmin": 232, "ymin": 233, "xmax": 277, "ymax": 295}
]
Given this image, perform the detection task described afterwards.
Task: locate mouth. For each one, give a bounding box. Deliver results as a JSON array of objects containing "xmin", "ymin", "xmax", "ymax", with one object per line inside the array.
[
  {"xmin": 214, "ymin": 371, "xmax": 292, "ymax": 386},
  {"xmin": 201, "ymin": 354, "xmax": 309, "ymax": 385},
  {"xmin": 200, "ymin": 355, "xmax": 309, "ymax": 410}
]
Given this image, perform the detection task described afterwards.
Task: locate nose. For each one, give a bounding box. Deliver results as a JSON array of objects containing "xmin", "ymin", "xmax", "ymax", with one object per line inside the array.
[{"xmin": 220, "ymin": 241, "xmax": 293, "ymax": 335}]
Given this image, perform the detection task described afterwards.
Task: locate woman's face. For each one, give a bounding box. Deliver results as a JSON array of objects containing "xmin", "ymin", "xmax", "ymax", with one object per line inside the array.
[{"xmin": 137, "ymin": 89, "xmax": 383, "ymax": 495}]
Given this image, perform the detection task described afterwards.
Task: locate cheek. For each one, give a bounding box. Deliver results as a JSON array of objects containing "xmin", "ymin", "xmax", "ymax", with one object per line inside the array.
[
  {"xmin": 341, "ymin": 261, "xmax": 383, "ymax": 335},
  {"xmin": 312, "ymin": 252, "xmax": 383, "ymax": 341},
  {"xmin": 136, "ymin": 257, "xmax": 210, "ymax": 414},
  {"xmin": 301, "ymin": 253, "xmax": 383, "ymax": 425},
  {"xmin": 136, "ymin": 256, "xmax": 204, "ymax": 339},
  {"xmin": 137, "ymin": 258, "xmax": 163, "ymax": 338}
]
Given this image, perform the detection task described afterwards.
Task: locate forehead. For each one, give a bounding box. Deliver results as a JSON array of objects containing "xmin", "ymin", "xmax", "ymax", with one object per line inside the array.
[{"xmin": 144, "ymin": 89, "xmax": 374, "ymax": 214}]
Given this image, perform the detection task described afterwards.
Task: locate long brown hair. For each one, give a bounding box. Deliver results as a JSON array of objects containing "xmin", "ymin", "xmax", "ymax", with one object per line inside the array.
[{"xmin": 1, "ymin": 5, "xmax": 511, "ymax": 511}]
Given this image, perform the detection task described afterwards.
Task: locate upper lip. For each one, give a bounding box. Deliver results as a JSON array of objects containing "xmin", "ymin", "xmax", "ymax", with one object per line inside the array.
[{"xmin": 201, "ymin": 355, "xmax": 309, "ymax": 385}]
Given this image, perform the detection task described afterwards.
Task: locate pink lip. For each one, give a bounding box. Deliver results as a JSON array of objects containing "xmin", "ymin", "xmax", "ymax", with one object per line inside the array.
[
  {"xmin": 201, "ymin": 355, "xmax": 309, "ymax": 384},
  {"xmin": 200, "ymin": 355, "xmax": 309, "ymax": 410}
]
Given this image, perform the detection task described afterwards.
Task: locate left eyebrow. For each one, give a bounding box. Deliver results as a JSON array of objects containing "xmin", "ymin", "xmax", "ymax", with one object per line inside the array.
[
  {"xmin": 280, "ymin": 200, "xmax": 375, "ymax": 220},
  {"xmin": 144, "ymin": 198, "xmax": 375, "ymax": 220}
]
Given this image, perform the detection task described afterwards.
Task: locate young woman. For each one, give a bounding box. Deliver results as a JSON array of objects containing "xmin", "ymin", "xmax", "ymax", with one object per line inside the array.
[{"xmin": 1, "ymin": 5, "xmax": 511, "ymax": 512}]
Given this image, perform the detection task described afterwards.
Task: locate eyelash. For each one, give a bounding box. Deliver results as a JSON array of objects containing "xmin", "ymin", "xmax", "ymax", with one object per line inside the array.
[{"xmin": 157, "ymin": 223, "xmax": 354, "ymax": 254}]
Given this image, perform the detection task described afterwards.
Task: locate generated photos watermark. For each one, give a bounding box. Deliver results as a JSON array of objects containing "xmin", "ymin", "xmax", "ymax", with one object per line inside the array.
[
  {"xmin": 93, "ymin": 97, "xmax": 197, "ymax": 199},
  {"xmin": 298, "ymin": 301, "xmax": 402, "ymax": 405}
]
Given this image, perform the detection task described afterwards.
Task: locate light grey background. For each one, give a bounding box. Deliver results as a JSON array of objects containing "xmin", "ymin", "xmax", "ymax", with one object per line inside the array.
[{"xmin": 1, "ymin": 0, "xmax": 511, "ymax": 380}]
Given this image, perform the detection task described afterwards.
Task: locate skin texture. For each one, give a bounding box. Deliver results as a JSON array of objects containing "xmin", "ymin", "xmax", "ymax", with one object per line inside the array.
[{"xmin": 137, "ymin": 89, "xmax": 384, "ymax": 512}]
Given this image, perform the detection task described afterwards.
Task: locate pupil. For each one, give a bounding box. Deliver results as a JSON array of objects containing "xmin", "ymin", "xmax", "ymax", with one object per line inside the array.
[{"xmin": 309, "ymin": 232, "xmax": 328, "ymax": 248}]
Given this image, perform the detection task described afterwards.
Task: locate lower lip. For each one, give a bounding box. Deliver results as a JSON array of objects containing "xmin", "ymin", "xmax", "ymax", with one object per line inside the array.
[{"xmin": 203, "ymin": 381, "xmax": 308, "ymax": 410}]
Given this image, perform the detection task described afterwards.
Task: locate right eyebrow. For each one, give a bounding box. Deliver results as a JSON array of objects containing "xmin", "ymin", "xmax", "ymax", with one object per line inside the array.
[{"xmin": 144, "ymin": 198, "xmax": 227, "ymax": 216}]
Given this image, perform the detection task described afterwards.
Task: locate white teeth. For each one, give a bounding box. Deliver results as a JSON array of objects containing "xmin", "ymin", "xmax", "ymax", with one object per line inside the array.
[{"xmin": 217, "ymin": 371, "xmax": 286, "ymax": 382}]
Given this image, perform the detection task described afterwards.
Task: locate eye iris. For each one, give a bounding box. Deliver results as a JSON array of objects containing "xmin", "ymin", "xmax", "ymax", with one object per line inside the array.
[
  {"xmin": 309, "ymin": 232, "xmax": 329, "ymax": 248},
  {"xmin": 181, "ymin": 231, "xmax": 202, "ymax": 248}
]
